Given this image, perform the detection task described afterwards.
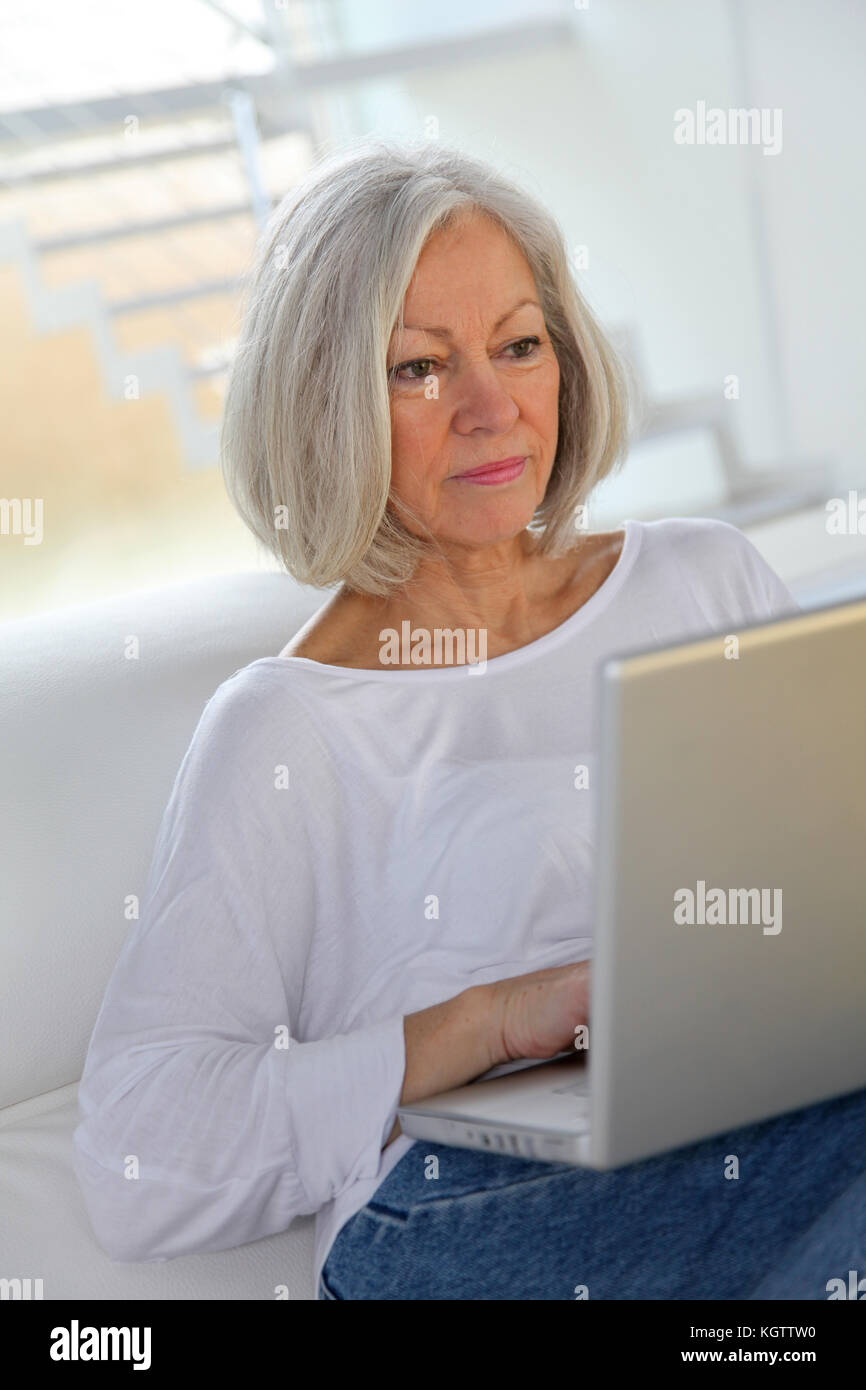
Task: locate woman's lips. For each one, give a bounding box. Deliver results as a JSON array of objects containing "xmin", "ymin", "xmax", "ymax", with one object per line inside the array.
[{"xmin": 451, "ymin": 456, "xmax": 527, "ymax": 485}]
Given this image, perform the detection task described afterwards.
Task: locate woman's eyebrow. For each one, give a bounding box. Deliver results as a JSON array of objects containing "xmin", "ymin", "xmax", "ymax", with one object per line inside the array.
[{"xmin": 397, "ymin": 297, "xmax": 542, "ymax": 340}]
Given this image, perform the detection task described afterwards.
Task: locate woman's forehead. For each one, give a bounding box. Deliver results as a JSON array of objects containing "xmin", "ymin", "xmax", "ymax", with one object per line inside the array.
[{"xmin": 396, "ymin": 228, "xmax": 539, "ymax": 334}]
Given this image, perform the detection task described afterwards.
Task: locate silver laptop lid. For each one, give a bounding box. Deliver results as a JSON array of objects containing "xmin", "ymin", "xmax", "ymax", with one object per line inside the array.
[{"xmin": 589, "ymin": 597, "xmax": 866, "ymax": 1167}]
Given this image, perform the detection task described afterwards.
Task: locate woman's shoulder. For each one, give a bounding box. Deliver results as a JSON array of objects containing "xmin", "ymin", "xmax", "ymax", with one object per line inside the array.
[
  {"xmin": 634, "ymin": 515, "xmax": 799, "ymax": 618},
  {"xmin": 195, "ymin": 654, "xmax": 321, "ymax": 754},
  {"xmin": 633, "ymin": 514, "xmax": 770, "ymax": 578},
  {"xmin": 635, "ymin": 514, "xmax": 759, "ymax": 553},
  {"xmin": 166, "ymin": 660, "xmax": 333, "ymax": 831}
]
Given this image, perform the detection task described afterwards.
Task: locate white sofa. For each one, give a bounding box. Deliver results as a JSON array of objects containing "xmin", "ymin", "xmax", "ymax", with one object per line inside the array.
[
  {"xmin": 3, "ymin": 510, "xmax": 865, "ymax": 1301},
  {"xmin": 0, "ymin": 571, "xmax": 325, "ymax": 1300}
]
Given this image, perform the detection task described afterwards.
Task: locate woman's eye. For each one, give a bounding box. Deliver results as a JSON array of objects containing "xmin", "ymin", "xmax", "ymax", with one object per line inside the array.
[
  {"xmin": 389, "ymin": 337, "xmax": 540, "ymax": 384},
  {"xmin": 506, "ymin": 336, "xmax": 540, "ymax": 358},
  {"xmin": 391, "ymin": 358, "xmax": 435, "ymax": 381}
]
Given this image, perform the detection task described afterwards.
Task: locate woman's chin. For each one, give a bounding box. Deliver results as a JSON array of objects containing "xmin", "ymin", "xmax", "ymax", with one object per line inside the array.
[{"xmin": 437, "ymin": 507, "xmax": 541, "ymax": 551}]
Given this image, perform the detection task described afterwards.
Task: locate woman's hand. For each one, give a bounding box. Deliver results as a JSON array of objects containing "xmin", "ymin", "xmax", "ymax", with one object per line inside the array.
[
  {"xmin": 488, "ymin": 960, "xmax": 591, "ymax": 1064},
  {"xmin": 382, "ymin": 965, "xmax": 591, "ymax": 1153}
]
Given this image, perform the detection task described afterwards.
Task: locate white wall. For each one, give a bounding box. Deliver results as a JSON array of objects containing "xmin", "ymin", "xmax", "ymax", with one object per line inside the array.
[{"xmin": 738, "ymin": 0, "xmax": 866, "ymax": 490}]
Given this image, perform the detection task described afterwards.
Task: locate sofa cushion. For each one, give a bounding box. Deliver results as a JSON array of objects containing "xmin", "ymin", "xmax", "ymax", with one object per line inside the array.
[
  {"xmin": 0, "ymin": 570, "xmax": 322, "ymax": 1110},
  {"xmin": 0, "ymin": 1083, "xmax": 316, "ymax": 1299}
]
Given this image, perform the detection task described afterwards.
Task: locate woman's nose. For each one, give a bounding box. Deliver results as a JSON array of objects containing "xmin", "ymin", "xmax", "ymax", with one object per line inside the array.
[{"xmin": 451, "ymin": 361, "xmax": 521, "ymax": 435}]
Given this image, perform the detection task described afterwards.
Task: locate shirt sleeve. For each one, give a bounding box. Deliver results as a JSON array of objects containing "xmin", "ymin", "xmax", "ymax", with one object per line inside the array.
[
  {"xmin": 667, "ymin": 517, "xmax": 802, "ymax": 626},
  {"xmin": 72, "ymin": 668, "xmax": 407, "ymax": 1263},
  {"xmin": 723, "ymin": 523, "xmax": 803, "ymax": 623}
]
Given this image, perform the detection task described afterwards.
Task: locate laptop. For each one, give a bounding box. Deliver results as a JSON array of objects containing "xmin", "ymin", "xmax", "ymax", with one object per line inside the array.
[{"xmin": 398, "ymin": 596, "xmax": 866, "ymax": 1169}]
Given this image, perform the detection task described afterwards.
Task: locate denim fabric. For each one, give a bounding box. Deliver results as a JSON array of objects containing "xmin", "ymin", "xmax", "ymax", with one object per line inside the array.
[{"xmin": 318, "ymin": 1086, "xmax": 866, "ymax": 1299}]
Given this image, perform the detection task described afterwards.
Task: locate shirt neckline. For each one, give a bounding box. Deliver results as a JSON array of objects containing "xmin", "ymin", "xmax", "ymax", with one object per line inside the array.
[{"xmin": 258, "ymin": 518, "xmax": 643, "ymax": 682}]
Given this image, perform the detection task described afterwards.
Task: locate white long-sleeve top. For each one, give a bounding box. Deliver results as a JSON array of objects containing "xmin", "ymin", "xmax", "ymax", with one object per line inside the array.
[{"xmin": 72, "ymin": 517, "xmax": 801, "ymax": 1296}]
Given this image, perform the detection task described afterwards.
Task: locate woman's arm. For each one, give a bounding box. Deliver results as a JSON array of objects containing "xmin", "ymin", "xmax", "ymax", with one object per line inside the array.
[
  {"xmin": 383, "ymin": 983, "xmax": 499, "ymax": 1147},
  {"xmin": 72, "ymin": 671, "xmax": 408, "ymax": 1263}
]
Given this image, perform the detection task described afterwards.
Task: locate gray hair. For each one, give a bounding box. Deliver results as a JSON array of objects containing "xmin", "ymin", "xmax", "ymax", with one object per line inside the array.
[{"xmin": 220, "ymin": 137, "xmax": 631, "ymax": 595}]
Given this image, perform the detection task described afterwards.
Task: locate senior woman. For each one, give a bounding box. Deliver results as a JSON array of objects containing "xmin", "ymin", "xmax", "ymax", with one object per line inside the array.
[{"xmin": 73, "ymin": 141, "xmax": 866, "ymax": 1301}]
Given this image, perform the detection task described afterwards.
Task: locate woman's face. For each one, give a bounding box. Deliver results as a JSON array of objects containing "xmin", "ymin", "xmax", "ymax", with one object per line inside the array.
[{"xmin": 386, "ymin": 211, "xmax": 560, "ymax": 553}]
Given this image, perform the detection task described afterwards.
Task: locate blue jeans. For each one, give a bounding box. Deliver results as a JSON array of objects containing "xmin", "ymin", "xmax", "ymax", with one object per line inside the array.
[{"xmin": 319, "ymin": 1086, "xmax": 866, "ymax": 1299}]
